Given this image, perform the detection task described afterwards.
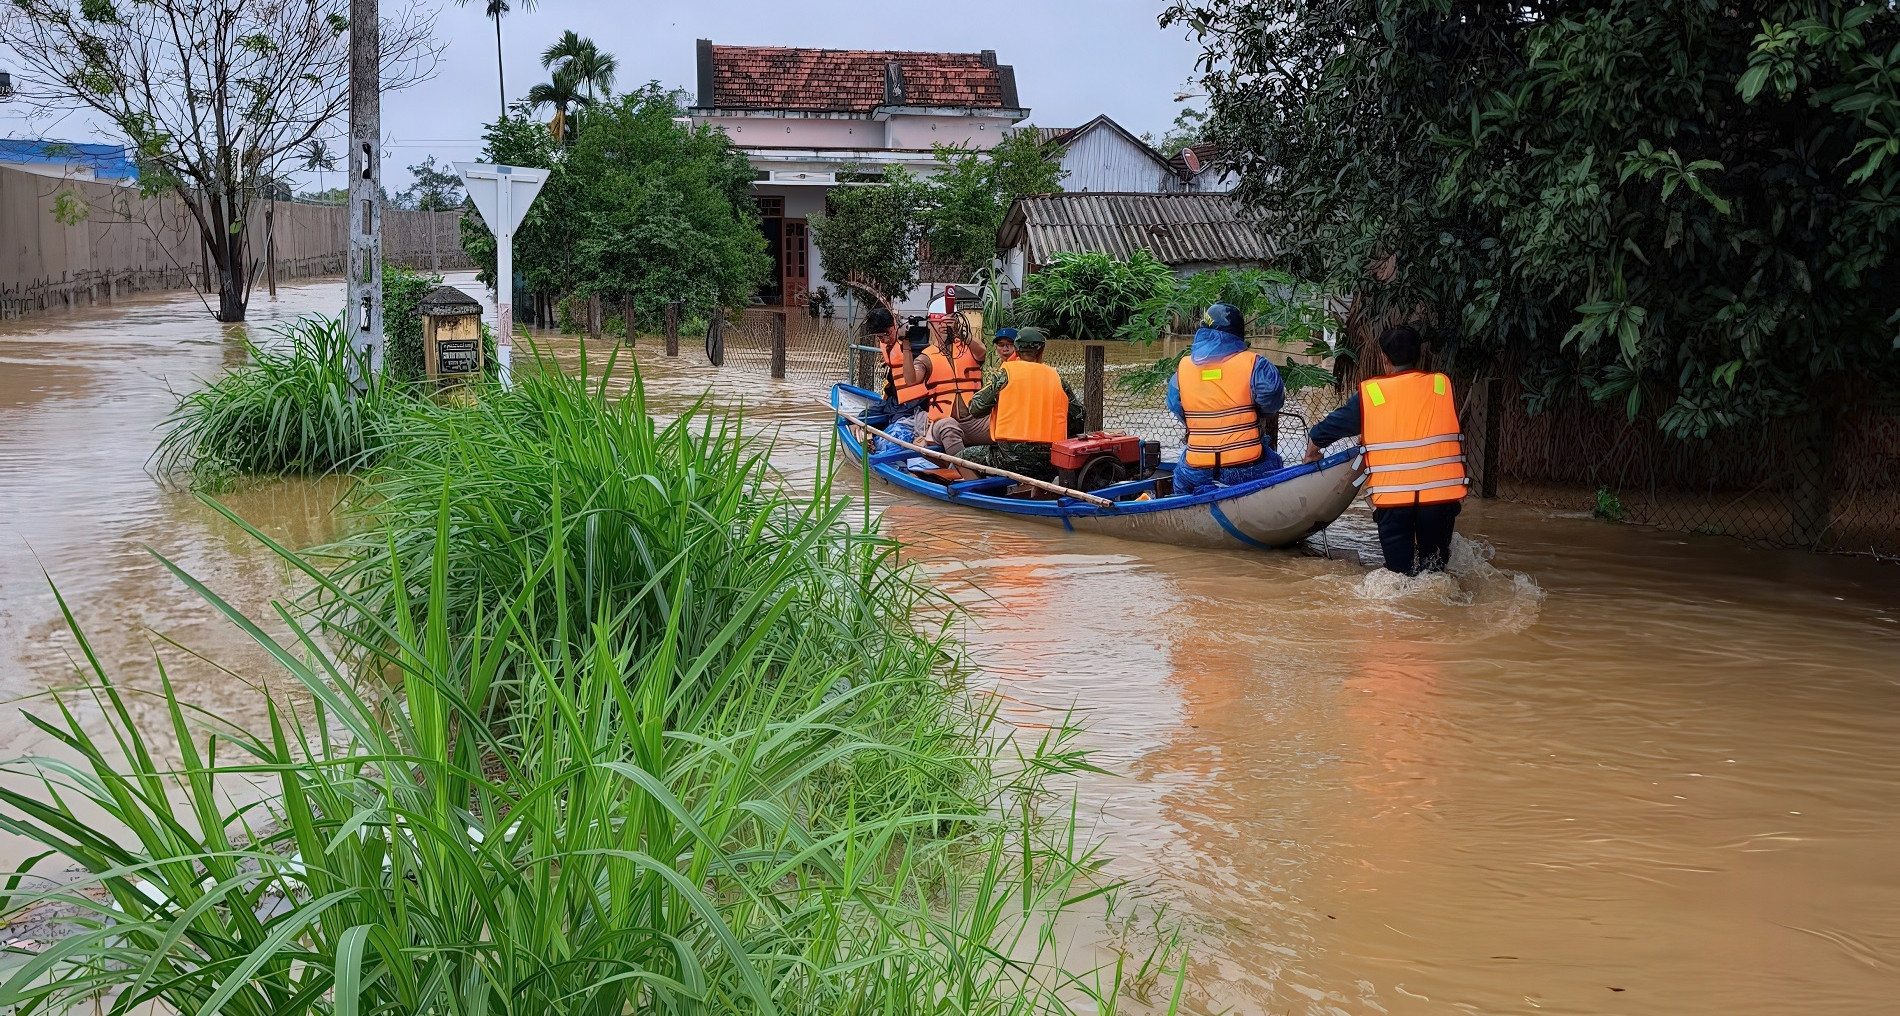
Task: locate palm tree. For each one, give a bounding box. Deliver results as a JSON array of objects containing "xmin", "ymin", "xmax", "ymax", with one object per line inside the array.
[
  {"xmin": 301, "ymin": 139, "xmax": 336, "ymax": 199},
  {"xmin": 541, "ymin": 31, "xmax": 617, "ymax": 102},
  {"xmin": 527, "ymin": 64, "xmax": 590, "ymax": 142},
  {"xmin": 456, "ymin": 0, "xmax": 539, "ymax": 123}
]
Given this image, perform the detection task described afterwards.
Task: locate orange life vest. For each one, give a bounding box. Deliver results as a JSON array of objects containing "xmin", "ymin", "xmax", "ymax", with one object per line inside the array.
[
  {"xmin": 884, "ymin": 341, "xmax": 929, "ymax": 406},
  {"xmin": 1359, "ymin": 371, "xmax": 1467, "ymax": 507},
  {"xmin": 1177, "ymin": 351, "xmax": 1265, "ymax": 470},
  {"xmin": 991, "ymin": 359, "xmax": 1068, "ymax": 444},
  {"xmin": 923, "ymin": 344, "xmax": 985, "ymax": 421}
]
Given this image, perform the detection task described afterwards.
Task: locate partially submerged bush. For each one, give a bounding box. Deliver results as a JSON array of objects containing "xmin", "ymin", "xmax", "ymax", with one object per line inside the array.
[{"xmin": 155, "ymin": 314, "xmax": 391, "ymax": 483}]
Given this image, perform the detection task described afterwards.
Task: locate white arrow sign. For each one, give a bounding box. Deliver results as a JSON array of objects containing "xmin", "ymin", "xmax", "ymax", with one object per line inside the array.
[{"xmin": 456, "ymin": 162, "xmax": 550, "ymax": 379}]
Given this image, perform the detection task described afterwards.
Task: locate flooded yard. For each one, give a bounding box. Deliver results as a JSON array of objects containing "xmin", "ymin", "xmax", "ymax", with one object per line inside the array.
[{"xmin": 2, "ymin": 278, "xmax": 1896, "ymax": 1014}]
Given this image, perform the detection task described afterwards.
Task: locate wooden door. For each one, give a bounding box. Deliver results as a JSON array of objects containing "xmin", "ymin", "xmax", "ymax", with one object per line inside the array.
[{"xmin": 781, "ymin": 218, "xmax": 808, "ymax": 306}]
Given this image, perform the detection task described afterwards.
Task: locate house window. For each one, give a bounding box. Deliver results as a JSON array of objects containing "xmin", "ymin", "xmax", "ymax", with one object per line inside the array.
[{"xmin": 755, "ymin": 196, "xmax": 784, "ymax": 217}]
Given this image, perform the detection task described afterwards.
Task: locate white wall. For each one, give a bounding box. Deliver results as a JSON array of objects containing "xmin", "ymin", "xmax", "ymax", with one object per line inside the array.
[
  {"xmin": 882, "ymin": 114, "xmax": 1017, "ymax": 150},
  {"xmin": 698, "ymin": 116, "xmax": 872, "ymax": 149}
]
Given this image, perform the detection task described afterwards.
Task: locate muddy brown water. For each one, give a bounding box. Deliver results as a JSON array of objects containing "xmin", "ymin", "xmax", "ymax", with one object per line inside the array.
[{"xmin": 2, "ymin": 277, "xmax": 1897, "ymax": 1014}]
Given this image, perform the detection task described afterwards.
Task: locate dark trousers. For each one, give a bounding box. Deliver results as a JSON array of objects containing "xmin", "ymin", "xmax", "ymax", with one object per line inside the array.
[{"xmin": 1373, "ymin": 501, "xmax": 1462, "ymax": 575}]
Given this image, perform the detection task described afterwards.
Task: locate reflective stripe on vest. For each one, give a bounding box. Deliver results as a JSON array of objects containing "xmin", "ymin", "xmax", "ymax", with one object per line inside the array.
[
  {"xmin": 885, "ymin": 343, "xmax": 929, "ymax": 406},
  {"xmin": 991, "ymin": 360, "xmax": 1068, "ymax": 444},
  {"xmin": 923, "ymin": 346, "xmax": 986, "ymax": 421},
  {"xmin": 1177, "ymin": 350, "xmax": 1264, "ymax": 470},
  {"xmin": 1358, "ymin": 371, "xmax": 1466, "ymax": 507}
]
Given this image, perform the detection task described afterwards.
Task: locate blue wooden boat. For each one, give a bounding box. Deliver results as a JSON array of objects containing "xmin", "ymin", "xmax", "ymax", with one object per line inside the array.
[{"xmin": 832, "ymin": 383, "xmax": 1365, "ymax": 551}]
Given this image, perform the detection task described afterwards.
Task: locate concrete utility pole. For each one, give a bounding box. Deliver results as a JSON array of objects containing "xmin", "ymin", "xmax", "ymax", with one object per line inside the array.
[{"xmin": 347, "ymin": 0, "xmax": 384, "ymax": 384}]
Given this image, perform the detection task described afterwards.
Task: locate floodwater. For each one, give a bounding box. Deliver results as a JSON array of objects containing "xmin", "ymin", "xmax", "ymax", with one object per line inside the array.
[{"xmin": 3, "ymin": 278, "xmax": 1898, "ymax": 1014}]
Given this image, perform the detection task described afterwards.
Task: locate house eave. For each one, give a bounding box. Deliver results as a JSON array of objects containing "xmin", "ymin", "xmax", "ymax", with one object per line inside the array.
[
  {"xmin": 688, "ymin": 108, "xmax": 876, "ymax": 120},
  {"xmin": 869, "ymin": 105, "xmax": 1031, "ymax": 122}
]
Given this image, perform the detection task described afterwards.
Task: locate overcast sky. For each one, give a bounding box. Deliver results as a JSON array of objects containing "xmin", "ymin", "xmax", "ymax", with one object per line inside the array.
[{"xmin": 0, "ymin": 0, "xmax": 1208, "ymax": 195}]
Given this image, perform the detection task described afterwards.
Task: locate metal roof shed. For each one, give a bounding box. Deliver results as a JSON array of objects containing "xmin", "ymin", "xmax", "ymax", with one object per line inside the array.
[{"xmin": 996, "ymin": 192, "xmax": 1273, "ymax": 284}]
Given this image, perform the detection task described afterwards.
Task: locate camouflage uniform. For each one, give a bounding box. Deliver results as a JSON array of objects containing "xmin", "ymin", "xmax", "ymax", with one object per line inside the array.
[{"xmin": 957, "ymin": 368, "xmax": 1085, "ymax": 480}]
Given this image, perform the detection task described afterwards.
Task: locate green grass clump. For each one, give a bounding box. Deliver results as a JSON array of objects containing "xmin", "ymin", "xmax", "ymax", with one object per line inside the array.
[
  {"xmin": 1, "ymin": 352, "xmax": 1186, "ymax": 1015},
  {"xmin": 0, "ymin": 515, "xmax": 1131, "ymax": 1015},
  {"xmin": 156, "ymin": 315, "xmax": 392, "ymax": 484},
  {"xmin": 319, "ymin": 353, "xmax": 970, "ymax": 815}
]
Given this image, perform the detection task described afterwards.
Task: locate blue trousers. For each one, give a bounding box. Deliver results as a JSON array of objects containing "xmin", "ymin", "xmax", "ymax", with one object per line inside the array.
[
  {"xmin": 1172, "ymin": 451, "xmax": 1285, "ymax": 495},
  {"xmin": 1373, "ymin": 502, "xmax": 1462, "ymax": 575}
]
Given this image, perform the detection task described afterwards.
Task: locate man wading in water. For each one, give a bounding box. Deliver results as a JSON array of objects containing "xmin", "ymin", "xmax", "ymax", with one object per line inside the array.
[{"xmin": 1305, "ymin": 326, "xmax": 1469, "ymax": 574}]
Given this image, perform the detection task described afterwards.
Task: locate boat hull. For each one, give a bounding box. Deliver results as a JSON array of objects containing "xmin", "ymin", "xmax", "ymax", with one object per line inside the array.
[{"xmin": 832, "ymin": 384, "xmax": 1364, "ymax": 551}]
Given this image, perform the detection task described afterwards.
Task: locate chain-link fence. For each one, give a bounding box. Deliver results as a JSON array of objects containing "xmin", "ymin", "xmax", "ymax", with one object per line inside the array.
[
  {"xmin": 706, "ymin": 320, "xmax": 1342, "ymax": 467},
  {"xmin": 1463, "ymin": 376, "xmax": 1900, "ymax": 558}
]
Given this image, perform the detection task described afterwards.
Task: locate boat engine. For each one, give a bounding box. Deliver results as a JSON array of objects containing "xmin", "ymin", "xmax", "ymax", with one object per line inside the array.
[{"xmin": 1051, "ymin": 431, "xmax": 1161, "ymax": 492}]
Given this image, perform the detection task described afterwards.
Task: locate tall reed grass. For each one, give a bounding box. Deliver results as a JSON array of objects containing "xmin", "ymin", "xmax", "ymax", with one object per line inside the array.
[
  {"xmin": 316, "ymin": 352, "xmax": 977, "ymax": 819},
  {"xmin": 155, "ymin": 315, "xmax": 391, "ymax": 484},
  {"xmin": 2, "ymin": 354, "xmax": 1179, "ymax": 1014},
  {"xmin": 0, "ymin": 518, "xmax": 1134, "ymax": 1015}
]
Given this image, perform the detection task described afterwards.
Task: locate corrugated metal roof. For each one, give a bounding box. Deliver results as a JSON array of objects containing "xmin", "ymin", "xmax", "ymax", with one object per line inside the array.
[{"xmin": 998, "ymin": 192, "xmax": 1272, "ymax": 266}]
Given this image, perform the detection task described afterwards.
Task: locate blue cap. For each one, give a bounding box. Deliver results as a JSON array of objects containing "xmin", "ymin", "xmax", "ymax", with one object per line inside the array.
[
  {"xmin": 1201, "ymin": 303, "xmax": 1245, "ymax": 338},
  {"xmin": 995, "ymin": 328, "xmax": 1018, "ymax": 340}
]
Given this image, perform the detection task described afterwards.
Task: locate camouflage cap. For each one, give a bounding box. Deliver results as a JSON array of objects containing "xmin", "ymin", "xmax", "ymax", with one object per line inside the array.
[{"xmin": 1013, "ymin": 326, "xmax": 1048, "ymax": 349}]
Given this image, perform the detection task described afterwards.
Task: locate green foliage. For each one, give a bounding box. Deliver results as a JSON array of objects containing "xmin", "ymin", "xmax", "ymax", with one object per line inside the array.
[
  {"xmin": 1116, "ymin": 267, "xmax": 1345, "ymax": 397},
  {"xmin": 49, "ymin": 189, "xmax": 89, "ymax": 225},
  {"xmin": 393, "ymin": 155, "xmax": 463, "ymax": 210},
  {"xmin": 0, "ymin": 367, "xmax": 1153, "ymax": 1016},
  {"xmin": 380, "ymin": 263, "xmax": 438, "ymax": 384},
  {"xmin": 922, "ymin": 130, "xmax": 1067, "ymax": 274},
  {"xmin": 154, "ymin": 315, "xmax": 390, "ymax": 483},
  {"xmin": 808, "ymin": 166, "xmax": 933, "ymax": 304},
  {"xmin": 1013, "ymin": 249, "xmax": 1175, "ymax": 341},
  {"xmin": 1146, "ymin": 106, "xmax": 1208, "ymax": 158},
  {"xmin": 1594, "ymin": 485, "xmax": 1628, "ymax": 522},
  {"xmin": 1164, "ymin": 0, "xmax": 1900, "ymax": 437},
  {"xmin": 463, "ymin": 85, "xmax": 768, "ymax": 326}
]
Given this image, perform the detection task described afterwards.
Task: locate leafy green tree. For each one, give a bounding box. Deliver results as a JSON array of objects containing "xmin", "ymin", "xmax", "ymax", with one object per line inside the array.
[
  {"xmin": 461, "ymin": 85, "xmax": 768, "ymax": 326},
  {"xmin": 542, "ymin": 29, "xmax": 617, "ymax": 101},
  {"xmin": 1161, "ymin": 0, "xmax": 1900, "ymax": 443},
  {"xmin": 1012, "ymin": 249, "xmax": 1175, "ymax": 341},
  {"xmin": 527, "ymin": 64, "xmax": 591, "ymax": 143},
  {"xmin": 0, "ymin": 0, "xmax": 438, "ymax": 321},
  {"xmin": 396, "ymin": 155, "xmax": 464, "ymax": 211},
  {"xmin": 1145, "ymin": 106, "xmax": 1209, "ymax": 158},
  {"xmin": 923, "ymin": 129, "xmax": 1068, "ymax": 274},
  {"xmin": 808, "ymin": 166, "xmax": 933, "ymax": 304}
]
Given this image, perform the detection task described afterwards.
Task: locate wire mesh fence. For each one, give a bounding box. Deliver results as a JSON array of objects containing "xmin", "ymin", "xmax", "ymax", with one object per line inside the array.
[
  {"xmin": 675, "ymin": 310, "xmax": 1896, "ymax": 559},
  {"xmin": 1457, "ymin": 375, "xmax": 1900, "ymax": 558}
]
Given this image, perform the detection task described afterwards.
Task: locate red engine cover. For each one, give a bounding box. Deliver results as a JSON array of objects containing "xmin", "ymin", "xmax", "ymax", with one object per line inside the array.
[{"xmin": 1050, "ymin": 431, "xmax": 1142, "ymax": 470}]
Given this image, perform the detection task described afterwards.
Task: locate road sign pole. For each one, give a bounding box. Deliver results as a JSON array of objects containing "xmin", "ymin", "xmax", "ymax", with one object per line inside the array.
[
  {"xmin": 496, "ymin": 167, "xmax": 512, "ymax": 349},
  {"xmin": 455, "ymin": 162, "xmax": 548, "ymax": 389}
]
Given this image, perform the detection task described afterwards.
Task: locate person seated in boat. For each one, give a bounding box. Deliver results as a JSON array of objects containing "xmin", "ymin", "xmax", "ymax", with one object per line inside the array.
[
  {"xmin": 1167, "ymin": 302, "xmax": 1287, "ymax": 494},
  {"xmin": 921, "ymin": 310, "xmax": 987, "ymax": 424},
  {"xmin": 867, "ymin": 308, "xmax": 933, "ymax": 434},
  {"xmin": 1302, "ymin": 326, "xmax": 1467, "ymax": 575},
  {"xmin": 927, "ymin": 327, "xmax": 1083, "ymax": 481},
  {"xmin": 991, "ymin": 328, "xmax": 1019, "ymax": 362}
]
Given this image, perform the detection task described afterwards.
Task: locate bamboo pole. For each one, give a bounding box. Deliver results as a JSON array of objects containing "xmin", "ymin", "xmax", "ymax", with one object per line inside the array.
[{"xmin": 831, "ymin": 408, "xmax": 1116, "ymax": 509}]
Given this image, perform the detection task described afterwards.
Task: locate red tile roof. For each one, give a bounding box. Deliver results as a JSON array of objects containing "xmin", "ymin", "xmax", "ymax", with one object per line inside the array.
[{"xmin": 706, "ymin": 45, "xmax": 1012, "ymax": 113}]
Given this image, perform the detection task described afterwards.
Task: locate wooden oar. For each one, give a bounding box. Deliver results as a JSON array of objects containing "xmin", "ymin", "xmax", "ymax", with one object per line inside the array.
[{"xmin": 829, "ymin": 406, "xmax": 1117, "ymax": 509}]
